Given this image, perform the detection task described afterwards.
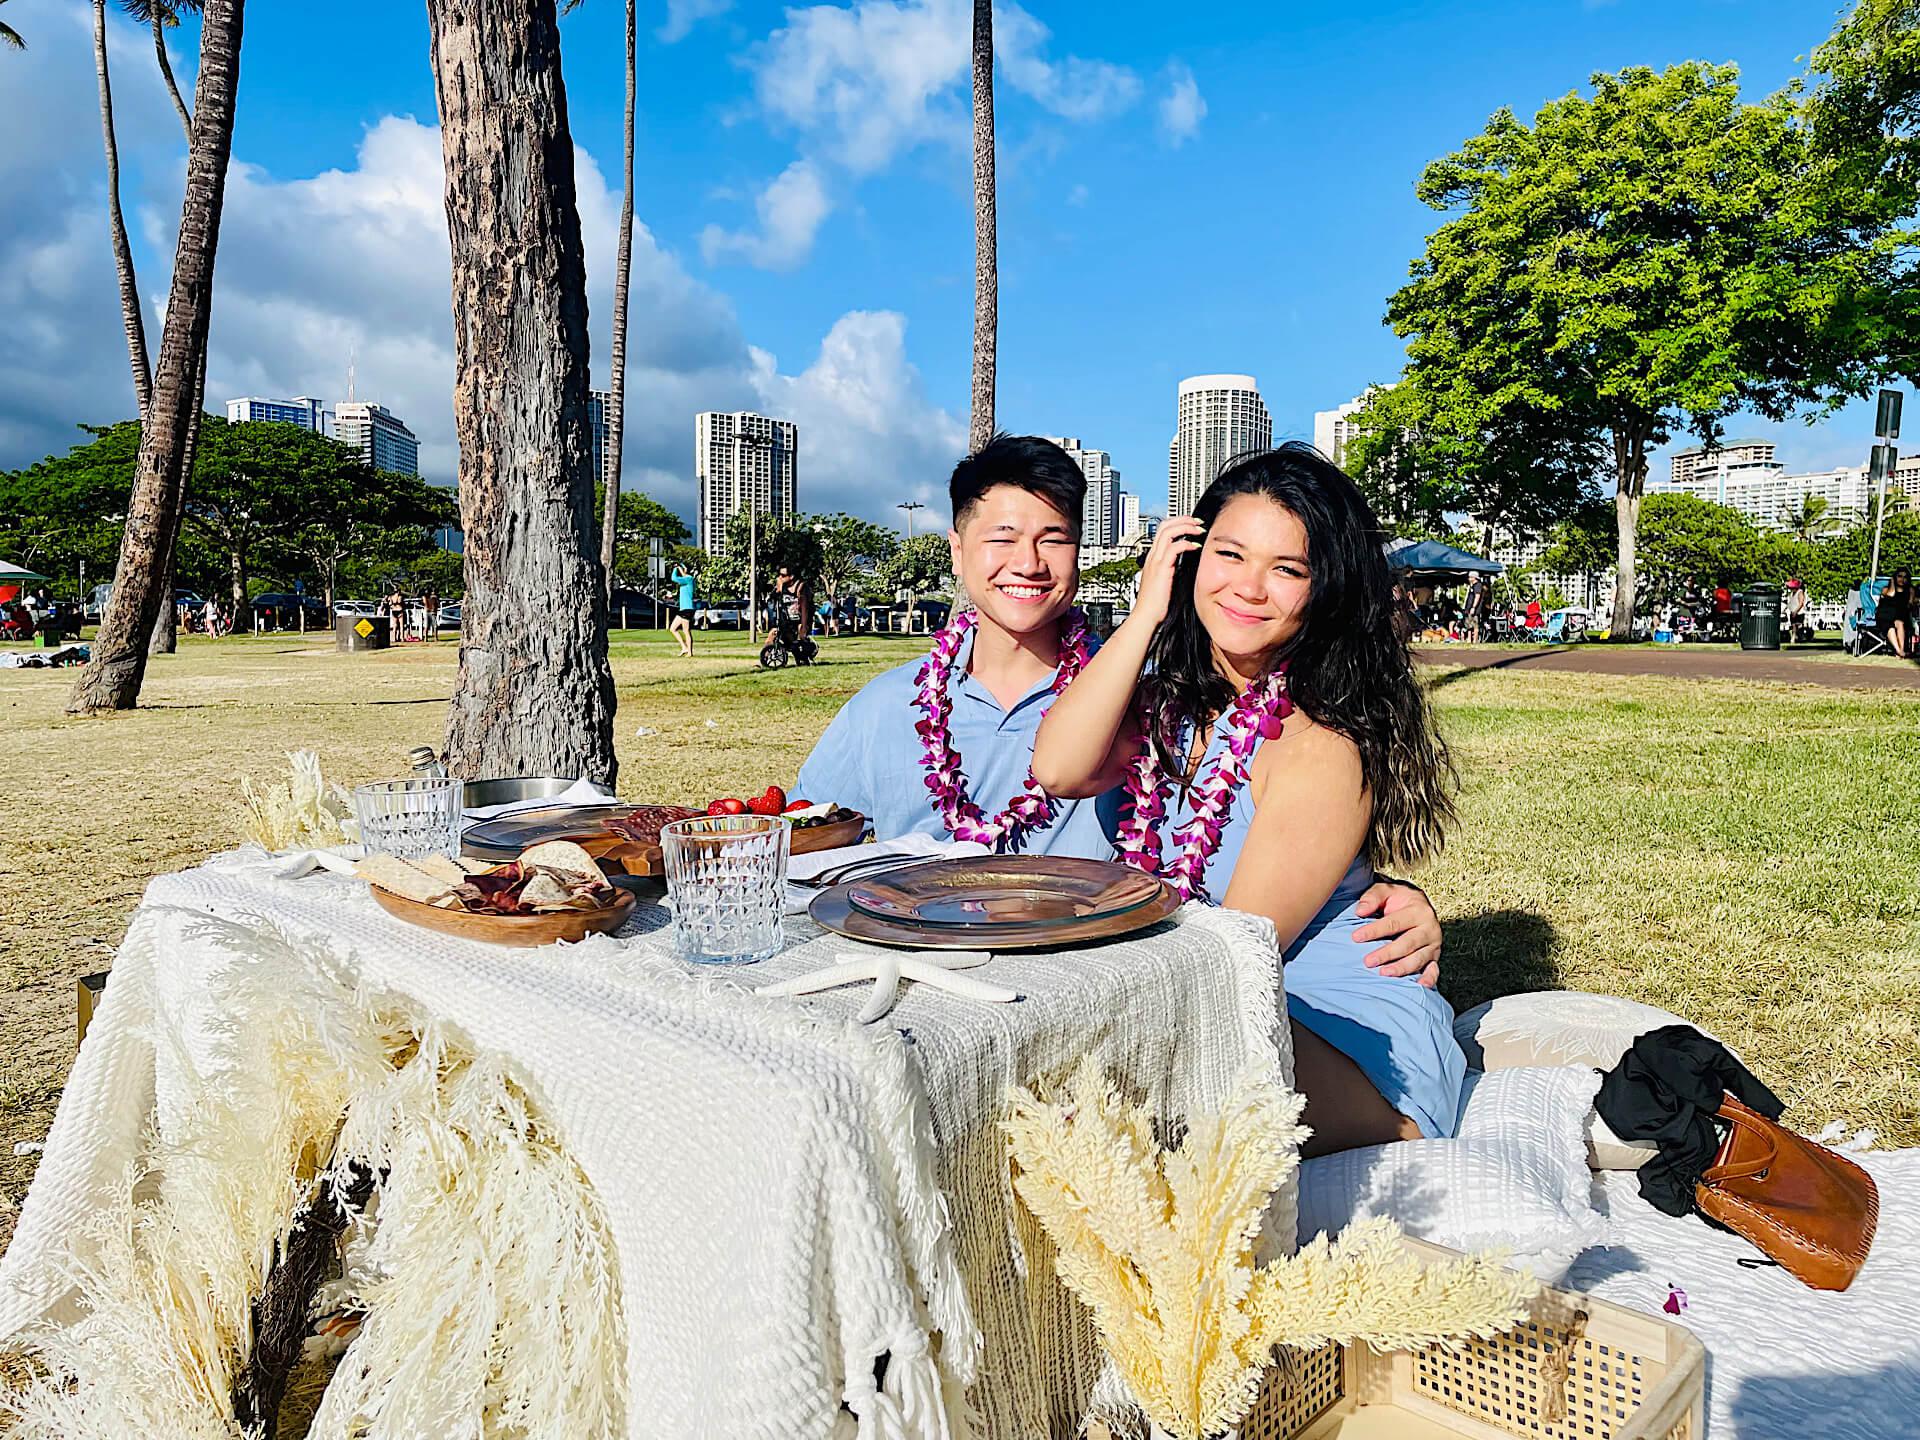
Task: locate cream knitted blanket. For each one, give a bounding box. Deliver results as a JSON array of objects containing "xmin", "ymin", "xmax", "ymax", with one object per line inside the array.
[{"xmin": 0, "ymin": 854, "xmax": 1290, "ymax": 1438}]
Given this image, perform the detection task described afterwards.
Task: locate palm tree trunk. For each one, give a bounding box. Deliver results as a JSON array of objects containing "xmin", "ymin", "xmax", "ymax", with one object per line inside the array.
[
  {"xmin": 967, "ymin": 0, "xmax": 996, "ymax": 455},
  {"xmin": 153, "ymin": 8, "xmax": 192, "ymax": 139},
  {"xmin": 94, "ymin": 0, "xmax": 153, "ymax": 421},
  {"xmin": 69, "ymin": 0, "xmax": 246, "ymax": 714},
  {"xmin": 427, "ymin": 0, "xmax": 617, "ymax": 786},
  {"xmin": 599, "ymin": 0, "xmax": 635, "ymax": 602},
  {"xmin": 146, "ymin": 5, "xmax": 200, "ymax": 657}
]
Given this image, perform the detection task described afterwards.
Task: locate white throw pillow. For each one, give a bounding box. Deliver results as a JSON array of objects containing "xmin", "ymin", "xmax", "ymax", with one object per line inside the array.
[
  {"xmin": 1295, "ymin": 1067, "xmax": 1607, "ymax": 1282},
  {"xmin": 1453, "ymin": 992, "xmax": 1729, "ymax": 1170}
]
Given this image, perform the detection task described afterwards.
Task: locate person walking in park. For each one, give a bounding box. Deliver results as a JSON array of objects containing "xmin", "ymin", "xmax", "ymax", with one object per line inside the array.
[
  {"xmin": 668, "ymin": 564, "xmax": 697, "ymax": 658},
  {"xmin": 422, "ymin": 591, "xmax": 440, "ymax": 641}
]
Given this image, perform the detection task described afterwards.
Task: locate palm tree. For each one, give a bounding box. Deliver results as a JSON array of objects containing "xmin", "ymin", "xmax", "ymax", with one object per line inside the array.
[
  {"xmin": 92, "ymin": 0, "xmax": 154, "ymax": 420},
  {"xmin": 425, "ymin": 0, "xmax": 617, "ymax": 785},
  {"xmin": 69, "ymin": 0, "xmax": 247, "ymax": 714},
  {"xmin": 122, "ymin": 1, "xmax": 206, "ymax": 657},
  {"xmin": 1781, "ymin": 493, "xmax": 1844, "ymax": 544},
  {"xmin": 1, "ymin": 0, "xmax": 27, "ymax": 50},
  {"xmin": 562, "ymin": 0, "xmax": 637, "ymax": 602},
  {"xmin": 968, "ymin": 0, "xmax": 995, "ymax": 454}
]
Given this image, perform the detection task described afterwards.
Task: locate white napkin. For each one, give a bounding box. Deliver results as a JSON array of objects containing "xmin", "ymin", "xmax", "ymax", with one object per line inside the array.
[
  {"xmin": 783, "ymin": 833, "xmax": 988, "ymax": 914},
  {"xmin": 462, "ymin": 776, "xmax": 617, "ymax": 823},
  {"xmin": 206, "ymin": 843, "xmax": 366, "ymax": 880}
]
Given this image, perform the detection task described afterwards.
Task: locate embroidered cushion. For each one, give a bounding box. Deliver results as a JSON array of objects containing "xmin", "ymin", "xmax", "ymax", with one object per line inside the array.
[{"xmin": 1296, "ymin": 1066, "xmax": 1607, "ymax": 1281}]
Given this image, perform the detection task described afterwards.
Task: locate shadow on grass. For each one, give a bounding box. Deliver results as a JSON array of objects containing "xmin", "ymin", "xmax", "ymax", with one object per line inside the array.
[
  {"xmin": 1424, "ymin": 649, "xmax": 1572, "ymax": 690},
  {"xmin": 1438, "ymin": 907, "xmax": 1560, "ymax": 1011}
]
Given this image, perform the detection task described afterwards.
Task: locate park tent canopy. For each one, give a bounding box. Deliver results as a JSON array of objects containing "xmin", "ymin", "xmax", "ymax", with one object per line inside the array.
[
  {"xmin": 0, "ymin": 560, "xmax": 49, "ymax": 583},
  {"xmin": 1385, "ymin": 540, "xmax": 1503, "ymax": 579}
]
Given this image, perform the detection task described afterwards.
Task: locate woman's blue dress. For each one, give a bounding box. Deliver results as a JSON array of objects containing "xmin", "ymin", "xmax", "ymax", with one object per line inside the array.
[{"xmin": 1160, "ymin": 709, "xmax": 1466, "ymax": 1138}]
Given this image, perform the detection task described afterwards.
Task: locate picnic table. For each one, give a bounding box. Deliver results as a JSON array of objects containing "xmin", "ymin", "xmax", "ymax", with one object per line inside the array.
[{"xmin": 0, "ymin": 847, "xmax": 1290, "ymax": 1439}]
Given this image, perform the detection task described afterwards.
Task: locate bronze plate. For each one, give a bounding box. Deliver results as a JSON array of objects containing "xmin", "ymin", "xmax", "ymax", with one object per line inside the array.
[
  {"xmin": 811, "ymin": 856, "xmax": 1178, "ymax": 950},
  {"xmin": 849, "ymin": 855, "xmax": 1164, "ymax": 929}
]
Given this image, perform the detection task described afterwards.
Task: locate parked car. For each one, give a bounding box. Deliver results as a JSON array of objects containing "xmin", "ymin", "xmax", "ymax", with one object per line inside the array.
[
  {"xmin": 87, "ymin": 585, "xmax": 206, "ymax": 619},
  {"xmin": 696, "ymin": 599, "xmax": 747, "ymax": 629},
  {"xmin": 249, "ymin": 592, "xmax": 330, "ymax": 628},
  {"xmin": 334, "ymin": 599, "xmax": 380, "ymax": 618},
  {"xmin": 867, "ymin": 599, "xmax": 951, "ymax": 633},
  {"xmin": 436, "ymin": 601, "xmax": 462, "ymax": 630}
]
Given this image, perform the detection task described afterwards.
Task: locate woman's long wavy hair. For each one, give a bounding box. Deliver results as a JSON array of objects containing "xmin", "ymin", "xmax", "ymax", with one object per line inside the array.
[{"xmin": 1139, "ymin": 442, "xmax": 1456, "ymax": 870}]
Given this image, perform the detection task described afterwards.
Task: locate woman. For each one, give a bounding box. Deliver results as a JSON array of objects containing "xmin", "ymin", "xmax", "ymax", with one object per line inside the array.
[
  {"xmin": 1034, "ymin": 444, "xmax": 1464, "ymax": 1155},
  {"xmin": 669, "ymin": 564, "xmax": 697, "ymax": 658},
  {"xmin": 1876, "ymin": 567, "xmax": 1913, "ymax": 658}
]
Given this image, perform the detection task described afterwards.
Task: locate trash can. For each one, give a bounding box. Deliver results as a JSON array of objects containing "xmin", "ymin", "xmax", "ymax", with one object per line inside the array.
[
  {"xmin": 1740, "ymin": 583, "xmax": 1782, "ymax": 651},
  {"xmin": 336, "ymin": 613, "xmax": 391, "ymax": 652}
]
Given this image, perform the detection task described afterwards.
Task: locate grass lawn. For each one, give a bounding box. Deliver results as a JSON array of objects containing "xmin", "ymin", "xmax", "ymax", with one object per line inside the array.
[{"xmin": 4, "ymin": 631, "xmax": 1918, "ymax": 1251}]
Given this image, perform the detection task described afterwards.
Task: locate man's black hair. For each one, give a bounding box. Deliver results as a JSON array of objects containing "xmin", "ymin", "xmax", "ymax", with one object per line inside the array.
[{"xmin": 948, "ymin": 433, "xmax": 1086, "ymax": 534}]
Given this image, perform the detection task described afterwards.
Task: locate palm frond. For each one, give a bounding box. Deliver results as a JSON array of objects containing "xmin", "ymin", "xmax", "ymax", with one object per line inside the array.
[{"xmin": 0, "ymin": 0, "xmax": 25, "ymax": 53}]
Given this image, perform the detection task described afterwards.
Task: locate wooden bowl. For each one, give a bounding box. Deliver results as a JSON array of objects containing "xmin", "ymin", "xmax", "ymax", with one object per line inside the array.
[
  {"xmin": 569, "ymin": 812, "xmax": 869, "ymax": 877},
  {"xmin": 367, "ymin": 883, "xmax": 637, "ymax": 947}
]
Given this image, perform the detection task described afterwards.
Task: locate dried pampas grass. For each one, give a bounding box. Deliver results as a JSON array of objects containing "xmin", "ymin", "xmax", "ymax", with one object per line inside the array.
[
  {"xmin": 239, "ymin": 750, "xmax": 357, "ymax": 852},
  {"xmin": 1005, "ymin": 1060, "xmax": 1537, "ymax": 1440},
  {"xmin": 0, "ymin": 920, "xmax": 627, "ymax": 1440}
]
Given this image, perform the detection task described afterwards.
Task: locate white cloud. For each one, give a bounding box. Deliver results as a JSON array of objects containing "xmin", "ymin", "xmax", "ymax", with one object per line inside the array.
[
  {"xmin": 698, "ymin": 159, "xmax": 833, "ymax": 271},
  {"xmin": 1158, "ymin": 61, "xmax": 1206, "ymax": 147},
  {"xmin": 659, "ymin": 0, "xmax": 733, "ymax": 43},
  {"xmin": 0, "ymin": 6, "xmax": 181, "ymax": 463},
  {"xmin": 739, "ymin": 0, "xmax": 1141, "ymax": 263}
]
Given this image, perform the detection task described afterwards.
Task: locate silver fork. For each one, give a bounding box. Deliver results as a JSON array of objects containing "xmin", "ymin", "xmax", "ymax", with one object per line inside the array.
[{"xmin": 789, "ymin": 853, "xmax": 935, "ymax": 889}]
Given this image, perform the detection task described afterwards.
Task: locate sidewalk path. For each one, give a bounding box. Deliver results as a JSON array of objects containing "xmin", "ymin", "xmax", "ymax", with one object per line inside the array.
[{"xmin": 1418, "ymin": 643, "xmax": 1920, "ymax": 691}]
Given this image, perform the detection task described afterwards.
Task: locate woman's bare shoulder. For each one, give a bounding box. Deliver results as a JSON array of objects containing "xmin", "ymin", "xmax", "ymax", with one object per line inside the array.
[{"xmin": 1253, "ymin": 710, "xmax": 1363, "ymax": 788}]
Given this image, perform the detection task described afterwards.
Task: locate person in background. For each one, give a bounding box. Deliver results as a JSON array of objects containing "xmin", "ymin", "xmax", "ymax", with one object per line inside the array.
[
  {"xmin": 422, "ymin": 591, "xmax": 440, "ymax": 640},
  {"xmin": 1784, "ymin": 577, "xmax": 1812, "ymax": 644},
  {"xmin": 668, "ymin": 563, "xmax": 697, "ymax": 658},
  {"xmin": 1876, "ymin": 566, "xmax": 1914, "ymax": 658},
  {"xmin": 1462, "ymin": 573, "xmax": 1488, "ymax": 643}
]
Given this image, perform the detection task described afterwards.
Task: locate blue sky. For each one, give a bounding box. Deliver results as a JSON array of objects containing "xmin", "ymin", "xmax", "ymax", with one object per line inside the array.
[{"xmin": 0, "ymin": 0, "xmax": 1879, "ymax": 529}]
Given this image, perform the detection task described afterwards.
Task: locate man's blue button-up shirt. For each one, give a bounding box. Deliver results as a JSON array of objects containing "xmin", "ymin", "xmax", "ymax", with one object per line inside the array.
[{"xmin": 794, "ymin": 632, "xmax": 1121, "ymax": 855}]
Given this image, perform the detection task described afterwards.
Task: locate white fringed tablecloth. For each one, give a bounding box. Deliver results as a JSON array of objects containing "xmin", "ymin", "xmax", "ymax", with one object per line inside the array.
[{"xmin": 0, "ymin": 850, "xmax": 1293, "ymax": 1440}]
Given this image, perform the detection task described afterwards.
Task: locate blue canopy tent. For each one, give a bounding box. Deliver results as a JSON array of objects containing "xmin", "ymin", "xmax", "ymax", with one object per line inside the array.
[{"xmin": 1384, "ymin": 541, "xmax": 1504, "ymax": 578}]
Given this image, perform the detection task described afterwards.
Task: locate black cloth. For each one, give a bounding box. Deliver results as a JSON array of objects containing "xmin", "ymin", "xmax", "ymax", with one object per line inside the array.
[{"xmin": 1594, "ymin": 1024, "xmax": 1784, "ymax": 1217}]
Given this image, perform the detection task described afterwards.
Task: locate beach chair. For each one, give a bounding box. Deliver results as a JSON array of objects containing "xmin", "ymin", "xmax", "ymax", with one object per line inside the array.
[{"xmin": 1843, "ymin": 578, "xmax": 1890, "ymax": 657}]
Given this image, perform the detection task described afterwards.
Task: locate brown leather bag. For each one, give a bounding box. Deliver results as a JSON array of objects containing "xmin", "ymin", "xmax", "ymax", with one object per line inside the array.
[{"xmin": 1694, "ymin": 1094, "xmax": 1879, "ymax": 1292}]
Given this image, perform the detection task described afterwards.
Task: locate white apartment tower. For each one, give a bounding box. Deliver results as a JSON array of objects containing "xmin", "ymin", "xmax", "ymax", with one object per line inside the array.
[
  {"xmin": 1043, "ymin": 436, "xmax": 1122, "ymax": 546},
  {"xmin": 1118, "ymin": 492, "xmax": 1141, "ymax": 543},
  {"xmin": 333, "ymin": 402, "xmax": 419, "ymax": 475},
  {"xmin": 1171, "ymin": 375, "xmax": 1271, "ymax": 516},
  {"xmin": 696, "ymin": 410, "xmax": 798, "ymax": 553},
  {"xmin": 1313, "ymin": 391, "xmax": 1378, "ymax": 470}
]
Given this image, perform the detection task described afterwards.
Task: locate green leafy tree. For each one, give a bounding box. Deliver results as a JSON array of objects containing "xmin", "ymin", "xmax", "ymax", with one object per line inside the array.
[
  {"xmin": 1809, "ymin": 0, "xmax": 1920, "ymax": 220},
  {"xmin": 1079, "ymin": 556, "xmax": 1142, "ymax": 601},
  {"xmin": 292, "ymin": 462, "xmax": 457, "ymax": 610},
  {"xmin": 811, "ymin": 512, "xmax": 899, "ymax": 605},
  {"xmin": 1339, "ymin": 382, "xmax": 1468, "ymax": 532},
  {"xmin": 590, "ymin": 484, "xmax": 690, "ymax": 589},
  {"xmin": 1805, "ymin": 508, "xmax": 1920, "ymax": 598},
  {"xmin": 1780, "ymin": 493, "xmax": 1848, "ymax": 543},
  {"xmin": 1536, "ymin": 501, "xmax": 1618, "ymax": 581},
  {"xmin": 702, "ymin": 510, "xmax": 826, "ymax": 603},
  {"xmin": 1384, "ymin": 62, "xmax": 1902, "ymax": 639},
  {"xmin": 0, "ymin": 423, "xmax": 142, "ymax": 589},
  {"xmin": 881, "ymin": 532, "xmax": 955, "ymax": 597}
]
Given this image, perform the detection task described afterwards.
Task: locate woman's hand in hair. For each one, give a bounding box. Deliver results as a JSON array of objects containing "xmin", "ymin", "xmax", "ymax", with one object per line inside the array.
[
  {"xmin": 1132, "ymin": 516, "xmax": 1206, "ymax": 628},
  {"xmin": 1353, "ymin": 881, "xmax": 1441, "ymax": 987}
]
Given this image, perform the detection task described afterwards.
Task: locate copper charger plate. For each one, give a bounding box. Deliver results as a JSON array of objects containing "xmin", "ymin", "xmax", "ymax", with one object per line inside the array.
[
  {"xmin": 368, "ymin": 882, "xmax": 637, "ymax": 948},
  {"xmin": 811, "ymin": 856, "xmax": 1178, "ymax": 950}
]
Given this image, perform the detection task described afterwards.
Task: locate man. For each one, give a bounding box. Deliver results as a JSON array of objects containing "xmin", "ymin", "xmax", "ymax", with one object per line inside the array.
[
  {"xmin": 796, "ymin": 434, "xmax": 1443, "ymax": 981},
  {"xmin": 1462, "ymin": 573, "xmax": 1488, "ymax": 644},
  {"xmin": 772, "ymin": 565, "xmax": 815, "ymax": 664}
]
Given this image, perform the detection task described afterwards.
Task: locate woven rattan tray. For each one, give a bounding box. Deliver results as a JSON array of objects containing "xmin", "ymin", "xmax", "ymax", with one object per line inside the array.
[{"xmin": 1090, "ymin": 1238, "xmax": 1704, "ymax": 1440}]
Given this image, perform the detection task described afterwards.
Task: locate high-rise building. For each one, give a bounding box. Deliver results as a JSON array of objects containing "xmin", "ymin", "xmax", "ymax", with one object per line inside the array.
[
  {"xmin": 1313, "ymin": 392, "xmax": 1376, "ymax": 469},
  {"xmin": 587, "ymin": 389, "xmax": 620, "ymax": 495},
  {"xmin": 696, "ymin": 410, "xmax": 798, "ymax": 553},
  {"xmin": 226, "ymin": 395, "xmax": 332, "ymax": 435},
  {"xmin": 1043, "ymin": 436, "xmax": 1121, "ymax": 545},
  {"xmin": 1666, "ymin": 438, "xmax": 1777, "ymax": 491},
  {"xmin": 334, "ymin": 402, "xmax": 420, "ymax": 476},
  {"xmin": 1172, "ymin": 375, "xmax": 1271, "ymax": 516},
  {"xmin": 1118, "ymin": 492, "xmax": 1141, "ymax": 543}
]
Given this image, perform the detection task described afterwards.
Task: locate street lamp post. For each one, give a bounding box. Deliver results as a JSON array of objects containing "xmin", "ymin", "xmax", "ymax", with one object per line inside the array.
[{"xmin": 896, "ymin": 501, "xmax": 926, "ymax": 634}]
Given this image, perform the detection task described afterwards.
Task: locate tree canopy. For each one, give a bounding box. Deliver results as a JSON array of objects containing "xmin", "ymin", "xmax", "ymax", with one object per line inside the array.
[{"xmin": 1380, "ymin": 59, "xmax": 1912, "ymax": 635}]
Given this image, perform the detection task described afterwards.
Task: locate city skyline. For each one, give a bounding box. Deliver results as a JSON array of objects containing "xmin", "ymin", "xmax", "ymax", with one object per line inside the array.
[{"xmin": 4, "ymin": 2, "xmax": 1875, "ymax": 538}]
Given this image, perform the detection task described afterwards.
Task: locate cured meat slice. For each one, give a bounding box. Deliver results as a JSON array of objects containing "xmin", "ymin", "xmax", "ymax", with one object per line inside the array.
[{"xmin": 602, "ymin": 804, "xmax": 702, "ymax": 847}]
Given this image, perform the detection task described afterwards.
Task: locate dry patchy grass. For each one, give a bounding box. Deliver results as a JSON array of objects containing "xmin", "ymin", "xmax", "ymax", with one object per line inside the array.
[{"xmin": 3, "ymin": 633, "xmax": 1917, "ymax": 1254}]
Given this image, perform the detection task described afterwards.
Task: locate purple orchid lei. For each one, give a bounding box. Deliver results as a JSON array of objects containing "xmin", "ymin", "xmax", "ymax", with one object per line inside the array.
[
  {"xmin": 913, "ymin": 606, "xmax": 1091, "ymax": 851},
  {"xmin": 1113, "ymin": 668, "xmax": 1292, "ymax": 903}
]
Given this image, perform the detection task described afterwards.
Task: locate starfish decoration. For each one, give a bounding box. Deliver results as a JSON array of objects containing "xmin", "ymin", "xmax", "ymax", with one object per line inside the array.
[{"xmin": 757, "ymin": 950, "xmax": 1020, "ymax": 1023}]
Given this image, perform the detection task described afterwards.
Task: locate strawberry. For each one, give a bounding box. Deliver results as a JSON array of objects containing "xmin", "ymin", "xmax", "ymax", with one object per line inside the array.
[
  {"xmin": 706, "ymin": 800, "xmax": 730, "ymax": 816},
  {"xmin": 745, "ymin": 793, "xmax": 781, "ymax": 816},
  {"xmin": 761, "ymin": 785, "xmax": 787, "ymax": 812},
  {"xmin": 717, "ymin": 797, "xmax": 748, "ymax": 816},
  {"xmin": 783, "ymin": 797, "xmax": 811, "ymax": 813}
]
